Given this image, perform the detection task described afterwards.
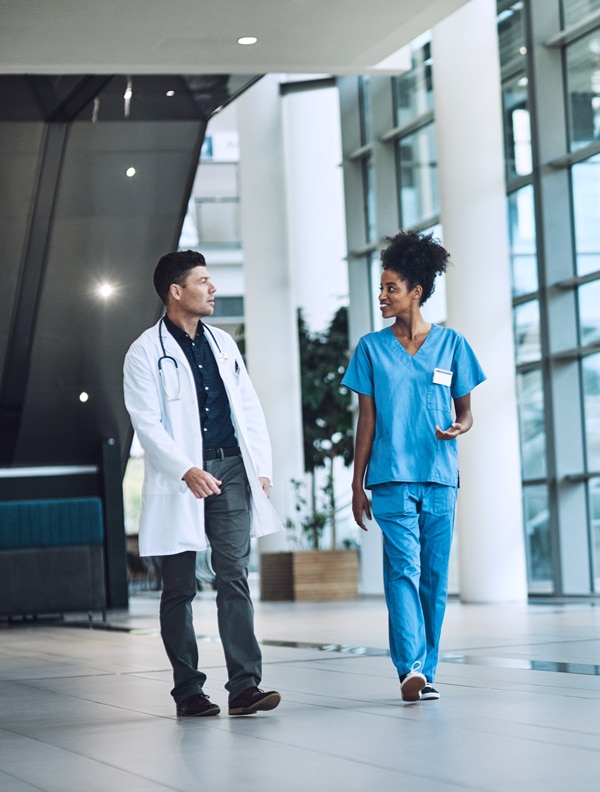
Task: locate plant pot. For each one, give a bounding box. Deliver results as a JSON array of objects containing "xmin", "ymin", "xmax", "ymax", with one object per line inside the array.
[{"xmin": 259, "ymin": 549, "xmax": 359, "ymax": 602}]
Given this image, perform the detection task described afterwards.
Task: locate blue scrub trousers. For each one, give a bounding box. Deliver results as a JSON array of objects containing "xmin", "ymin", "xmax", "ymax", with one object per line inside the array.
[{"xmin": 371, "ymin": 482, "xmax": 457, "ymax": 683}]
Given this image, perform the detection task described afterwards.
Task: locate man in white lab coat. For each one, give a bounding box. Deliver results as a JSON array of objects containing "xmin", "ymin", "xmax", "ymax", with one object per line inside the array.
[{"xmin": 123, "ymin": 250, "xmax": 283, "ymax": 717}]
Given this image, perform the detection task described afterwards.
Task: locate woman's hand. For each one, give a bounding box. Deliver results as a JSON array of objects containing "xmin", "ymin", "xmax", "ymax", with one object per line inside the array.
[
  {"xmin": 436, "ymin": 393, "xmax": 474, "ymax": 440},
  {"xmin": 435, "ymin": 422, "xmax": 462, "ymax": 440},
  {"xmin": 352, "ymin": 487, "xmax": 372, "ymax": 531}
]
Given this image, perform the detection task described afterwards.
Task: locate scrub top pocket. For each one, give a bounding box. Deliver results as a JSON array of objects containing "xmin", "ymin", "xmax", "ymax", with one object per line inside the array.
[{"xmin": 426, "ymin": 384, "xmax": 452, "ymax": 415}]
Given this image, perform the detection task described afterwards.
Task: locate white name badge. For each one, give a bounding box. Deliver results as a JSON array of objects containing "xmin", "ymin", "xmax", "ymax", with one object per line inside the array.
[{"xmin": 433, "ymin": 368, "xmax": 453, "ymax": 387}]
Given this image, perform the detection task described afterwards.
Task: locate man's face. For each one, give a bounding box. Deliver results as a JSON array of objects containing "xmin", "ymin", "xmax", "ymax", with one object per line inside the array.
[{"xmin": 172, "ymin": 266, "xmax": 216, "ymax": 318}]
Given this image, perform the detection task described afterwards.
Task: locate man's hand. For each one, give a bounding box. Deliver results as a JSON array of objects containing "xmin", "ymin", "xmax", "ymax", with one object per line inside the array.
[
  {"xmin": 183, "ymin": 467, "xmax": 222, "ymax": 498},
  {"xmin": 259, "ymin": 477, "xmax": 270, "ymax": 498}
]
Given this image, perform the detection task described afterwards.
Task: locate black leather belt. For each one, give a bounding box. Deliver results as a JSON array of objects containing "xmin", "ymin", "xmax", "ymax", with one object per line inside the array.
[{"xmin": 203, "ymin": 446, "xmax": 241, "ymax": 461}]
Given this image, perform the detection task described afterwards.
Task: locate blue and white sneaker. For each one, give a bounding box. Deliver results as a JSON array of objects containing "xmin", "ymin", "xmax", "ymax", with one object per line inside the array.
[
  {"xmin": 400, "ymin": 662, "xmax": 427, "ymax": 702},
  {"xmin": 420, "ymin": 685, "xmax": 440, "ymax": 701}
]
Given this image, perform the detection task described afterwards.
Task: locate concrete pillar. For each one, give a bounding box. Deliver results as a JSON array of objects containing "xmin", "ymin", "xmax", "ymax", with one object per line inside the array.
[
  {"xmin": 432, "ymin": 0, "xmax": 528, "ymax": 602},
  {"xmin": 237, "ymin": 75, "xmax": 304, "ymax": 550}
]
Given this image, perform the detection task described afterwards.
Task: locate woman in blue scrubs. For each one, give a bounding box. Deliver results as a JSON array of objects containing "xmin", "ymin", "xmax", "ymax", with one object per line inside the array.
[{"xmin": 342, "ymin": 230, "xmax": 486, "ymax": 703}]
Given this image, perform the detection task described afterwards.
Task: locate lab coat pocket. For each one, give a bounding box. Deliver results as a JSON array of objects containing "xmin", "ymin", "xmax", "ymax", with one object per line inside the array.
[{"xmin": 142, "ymin": 468, "xmax": 182, "ymax": 496}]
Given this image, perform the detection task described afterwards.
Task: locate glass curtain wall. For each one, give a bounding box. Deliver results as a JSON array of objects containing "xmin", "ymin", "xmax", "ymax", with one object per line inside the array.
[
  {"xmin": 392, "ymin": 34, "xmax": 440, "ymax": 232},
  {"xmin": 340, "ymin": 36, "xmax": 442, "ymax": 337},
  {"xmin": 498, "ymin": 0, "xmax": 600, "ymax": 594},
  {"xmin": 340, "ymin": 1, "xmax": 600, "ymax": 596}
]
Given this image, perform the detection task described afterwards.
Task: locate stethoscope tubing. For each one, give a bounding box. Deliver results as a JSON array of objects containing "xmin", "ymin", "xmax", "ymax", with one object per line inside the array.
[{"xmin": 157, "ymin": 316, "xmax": 228, "ymax": 400}]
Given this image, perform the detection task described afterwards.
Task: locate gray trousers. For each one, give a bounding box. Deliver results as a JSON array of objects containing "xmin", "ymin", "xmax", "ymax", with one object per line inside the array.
[{"xmin": 159, "ymin": 455, "xmax": 262, "ymax": 703}]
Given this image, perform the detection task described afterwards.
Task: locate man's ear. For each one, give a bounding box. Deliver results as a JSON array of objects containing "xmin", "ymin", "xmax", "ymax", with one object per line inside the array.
[{"xmin": 169, "ymin": 283, "xmax": 181, "ymax": 302}]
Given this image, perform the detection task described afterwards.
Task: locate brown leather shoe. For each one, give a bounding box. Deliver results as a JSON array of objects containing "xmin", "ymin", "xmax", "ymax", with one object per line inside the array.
[
  {"xmin": 176, "ymin": 693, "xmax": 220, "ymax": 717},
  {"xmin": 228, "ymin": 686, "xmax": 281, "ymax": 716}
]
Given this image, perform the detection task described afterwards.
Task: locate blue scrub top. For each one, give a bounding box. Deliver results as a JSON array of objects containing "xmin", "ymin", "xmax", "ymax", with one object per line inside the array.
[{"xmin": 342, "ymin": 324, "xmax": 486, "ymax": 488}]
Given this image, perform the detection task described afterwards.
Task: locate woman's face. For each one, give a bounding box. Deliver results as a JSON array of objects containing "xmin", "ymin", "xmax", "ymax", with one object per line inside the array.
[{"xmin": 378, "ymin": 269, "xmax": 420, "ymax": 319}]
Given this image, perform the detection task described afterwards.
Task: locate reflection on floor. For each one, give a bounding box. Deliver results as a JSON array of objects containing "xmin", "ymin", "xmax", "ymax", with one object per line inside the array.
[{"xmin": 1, "ymin": 588, "xmax": 600, "ymax": 791}]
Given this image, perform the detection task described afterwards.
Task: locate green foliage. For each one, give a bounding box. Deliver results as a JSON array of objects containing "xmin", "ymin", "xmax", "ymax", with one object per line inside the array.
[
  {"xmin": 297, "ymin": 306, "xmax": 354, "ymax": 474},
  {"xmin": 293, "ymin": 306, "xmax": 354, "ymax": 548},
  {"xmin": 285, "ymin": 478, "xmax": 328, "ymax": 550}
]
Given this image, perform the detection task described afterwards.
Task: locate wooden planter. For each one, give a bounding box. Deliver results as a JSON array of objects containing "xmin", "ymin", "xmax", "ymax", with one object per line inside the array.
[{"xmin": 259, "ymin": 549, "xmax": 359, "ymax": 602}]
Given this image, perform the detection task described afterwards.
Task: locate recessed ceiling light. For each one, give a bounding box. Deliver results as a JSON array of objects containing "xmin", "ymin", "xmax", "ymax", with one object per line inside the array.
[
  {"xmin": 166, "ymin": 90, "xmax": 175, "ymax": 97},
  {"xmin": 98, "ymin": 283, "xmax": 114, "ymax": 298},
  {"xmin": 126, "ymin": 166, "xmax": 136, "ymax": 177},
  {"xmin": 79, "ymin": 392, "xmax": 89, "ymax": 403},
  {"xmin": 238, "ymin": 36, "xmax": 257, "ymax": 46}
]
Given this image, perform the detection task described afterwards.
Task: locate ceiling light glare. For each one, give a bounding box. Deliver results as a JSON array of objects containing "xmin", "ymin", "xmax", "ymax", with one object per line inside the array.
[
  {"xmin": 126, "ymin": 166, "xmax": 136, "ymax": 177},
  {"xmin": 79, "ymin": 392, "xmax": 89, "ymax": 403},
  {"xmin": 166, "ymin": 90, "xmax": 175, "ymax": 97},
  {"xmin": 98, "ymin": 283, "xmax": 114, "ymax": 298},
  {"xmin": 237, "ymin": 36, "xmax": 257, "ymax": 46}
]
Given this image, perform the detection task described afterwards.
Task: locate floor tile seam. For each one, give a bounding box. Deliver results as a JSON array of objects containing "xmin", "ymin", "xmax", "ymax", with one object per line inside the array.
[
  {"xmin": 3, "ymin": 672, "xmax": 120, "ymax": 685},
  {"xmin": 436, "ymin": 677, "xmax": 600, "ymax": 700},
  {"xmin": 261, "ymin": 654, "xmax": 387, "ymax": 666},
  {"xmin": 0, "ymin": 730, "xmax": 187, "ymax": 792},
  {"xmin": 34, "ymin": 622, "xmax": 600, "ymax": 653},
  {"xmin": 10, "ymin": 626, "xmax": 600, "ymax": 678},
  {"xmin": 439, "ymin": 665, "xmax": 600, "ymax": 685},
  {"xmin": 437, "ymin": 666, "xmax": 600, "ymax": 695},
  {"xmin": 455, "ymin": 718, "xmax": 600, "ymax": 754},
  {"xmin": 442, "ymin": 637, "xmax": 600, "ymax": 651},
  {"xmin": 0, "ymin": 766, "xmax": 45, "ymax": 792},
  {"xmin": 215, "ymin": 718, "xmax": 480, "ymax": 789},
  {"xmin": 1, "ymin": 679, "xmax": 183, "ymax": 719}
]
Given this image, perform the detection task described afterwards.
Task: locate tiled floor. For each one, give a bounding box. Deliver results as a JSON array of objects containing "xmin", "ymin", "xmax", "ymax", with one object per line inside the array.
[{"xmin": 1, "ymin": 585, "xmax": 600, "ymax": 791}]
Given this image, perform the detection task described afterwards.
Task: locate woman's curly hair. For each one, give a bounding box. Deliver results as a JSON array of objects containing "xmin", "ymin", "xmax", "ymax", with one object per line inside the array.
[{"xmin": 380, "ymin": 230, "xmax": 450, "ymax": 305}]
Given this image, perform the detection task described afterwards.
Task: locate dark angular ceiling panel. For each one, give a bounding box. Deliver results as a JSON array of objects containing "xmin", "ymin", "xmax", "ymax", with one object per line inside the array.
[{"xmin": 0, "ymin": 73, "xmax": 261, "ymax": 469}]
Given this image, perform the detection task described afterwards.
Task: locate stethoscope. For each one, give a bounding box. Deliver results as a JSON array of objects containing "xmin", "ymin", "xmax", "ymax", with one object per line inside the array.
[{"xmin": 158, "ymin": 316, "xmax": 229, "ymax": 401}]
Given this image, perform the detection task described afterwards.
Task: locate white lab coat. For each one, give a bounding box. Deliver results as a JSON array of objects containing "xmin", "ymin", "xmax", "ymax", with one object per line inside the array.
[{"xmin": 123, "ymin": 318, "xmax": 283, "ymax": 556}]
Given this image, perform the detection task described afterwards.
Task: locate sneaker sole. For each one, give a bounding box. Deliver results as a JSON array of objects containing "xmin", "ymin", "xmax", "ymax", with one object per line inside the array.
[
  {"xmin": 401, "ymin": 676, "xmax": 426, "ymax": 702},
  {"xmin": 229, "ymin": 692, "xmax": 281, "ymax": 716},
  {"xmin": 420, "ymin": 692, "xmax": 440, "ymax": 701}
]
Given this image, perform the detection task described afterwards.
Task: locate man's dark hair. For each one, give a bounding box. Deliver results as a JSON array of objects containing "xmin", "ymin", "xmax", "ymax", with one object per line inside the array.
[
  {"xmin": 380, "ymin": 230, "xmax": 450, "ymax": 305},
  {"xmin": 153, "ymin": 250, "xmax": 207, "ymax": 305}
]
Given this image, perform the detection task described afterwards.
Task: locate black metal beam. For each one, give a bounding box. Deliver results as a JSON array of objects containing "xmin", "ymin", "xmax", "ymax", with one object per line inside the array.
[{"xmin": 0, "ymin": 122, "xmax": 68, "ymax": 466}]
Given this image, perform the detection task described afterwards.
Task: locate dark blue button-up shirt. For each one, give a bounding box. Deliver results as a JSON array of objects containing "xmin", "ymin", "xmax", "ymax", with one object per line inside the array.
[{"xmin": 164, "ymin": 315, "xmax": 237, "ymax": 449}]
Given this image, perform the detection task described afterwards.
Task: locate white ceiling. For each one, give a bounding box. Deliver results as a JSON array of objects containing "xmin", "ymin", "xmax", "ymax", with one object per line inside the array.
[{"xmin": 0, "ymin": 0, "xmax": 469, "ymax": 76}]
